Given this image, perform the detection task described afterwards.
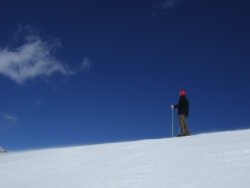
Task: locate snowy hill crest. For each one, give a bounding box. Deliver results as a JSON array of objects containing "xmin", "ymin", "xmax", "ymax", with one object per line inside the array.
[{"xmin": 0, "ymin": 130, "xmax": 250, "ymax": 188}]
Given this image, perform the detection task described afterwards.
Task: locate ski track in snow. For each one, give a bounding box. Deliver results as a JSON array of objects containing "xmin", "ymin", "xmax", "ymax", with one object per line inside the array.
[{"xmin": 0, "ymin": 129, "xmax": 250, "ymax": 188}]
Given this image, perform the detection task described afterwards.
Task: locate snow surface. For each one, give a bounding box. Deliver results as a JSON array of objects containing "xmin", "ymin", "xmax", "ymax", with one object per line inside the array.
[{"xmin": 1, "ymin": 129, "xmax": 250, "ymax": 188}]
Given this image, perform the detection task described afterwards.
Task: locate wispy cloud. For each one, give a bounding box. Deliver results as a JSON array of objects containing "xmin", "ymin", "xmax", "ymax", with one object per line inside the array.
[
  {"xmin": 161, "ymin": 0, "xmax": 183, "ymax": 9},
  {"xmin": 152, "ymin": 0, "xmax": 183, "ymax": 17},
  {"xmin": 81, "ymin": 57, "xmax": 92, "ymax": 71},
  {"xmin": 0, "ymin": 25, "xmax": 74, "ymax": 85},
  {"xmin": 34, "ymin": 98, "xmax": 43, "ymax": 106},
  {"xmin": 0, "ymin": 113, "xmax": 18, "ymax": 130}
]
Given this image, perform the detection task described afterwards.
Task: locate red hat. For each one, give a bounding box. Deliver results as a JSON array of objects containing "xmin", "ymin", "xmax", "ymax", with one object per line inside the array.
[{"xmin": 180, "ymin": 90, "xmax": 186, "ymax": 96}]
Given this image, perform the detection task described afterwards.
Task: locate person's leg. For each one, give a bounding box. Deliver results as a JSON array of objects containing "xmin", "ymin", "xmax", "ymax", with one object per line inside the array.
[
  {"xmin": 183, "ymin": 116, "xmax": 190, "ymax": 135},
  {"xmin": 178, "ymin": 115, "xmax": 185, "ymax": 134}
]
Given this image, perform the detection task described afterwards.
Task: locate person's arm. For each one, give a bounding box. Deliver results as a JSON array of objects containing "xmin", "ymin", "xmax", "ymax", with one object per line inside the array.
[{"xmin": 174, "ymin": 98, "xmax": 183, "ymax": 108}]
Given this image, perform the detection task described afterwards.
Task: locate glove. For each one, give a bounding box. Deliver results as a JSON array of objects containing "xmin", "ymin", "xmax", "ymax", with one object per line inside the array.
[{"xmin": 171, "ymin": 105, "xmax": 174, "ymax": 109}]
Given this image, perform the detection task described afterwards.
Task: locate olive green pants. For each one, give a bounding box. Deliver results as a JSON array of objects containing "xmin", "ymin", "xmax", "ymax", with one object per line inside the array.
[{"xmin": 178, "ymin": 115, "xmax": 189, "ymax": 132}]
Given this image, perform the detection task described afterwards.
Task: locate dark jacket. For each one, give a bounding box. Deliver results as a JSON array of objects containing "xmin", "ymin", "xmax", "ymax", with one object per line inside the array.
[{"xmin": 174, "ymin": 95, "xmax": 189, "ymax": 117}]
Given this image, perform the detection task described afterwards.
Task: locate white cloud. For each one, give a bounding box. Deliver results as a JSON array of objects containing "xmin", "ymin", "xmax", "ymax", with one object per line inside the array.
[
  {"xmin": 0, "ymin": 27, "xmax": 74, "ymax": 85},
  {"xmin": 81, "ymin": 57, "xmax": 92, "ymax": 71},
  {"xmin": 0, "ymin": 113, "xmax": 18, "ymax": 130}
]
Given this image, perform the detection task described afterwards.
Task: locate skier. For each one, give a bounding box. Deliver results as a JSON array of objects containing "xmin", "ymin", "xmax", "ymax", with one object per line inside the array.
[{"xmin": 171, "ymin": 90, "xmax": 190, "ymax": 136}]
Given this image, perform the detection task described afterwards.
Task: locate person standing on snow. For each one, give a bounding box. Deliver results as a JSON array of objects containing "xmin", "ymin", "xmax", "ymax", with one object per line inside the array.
[{"xmin": 171, "ymin": 90, "xmax": 190, "ymax": 136}]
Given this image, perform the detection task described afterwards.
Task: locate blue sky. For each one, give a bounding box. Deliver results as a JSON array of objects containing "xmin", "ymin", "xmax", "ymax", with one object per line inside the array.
[{"xmin": 0, "ymin": 0, "xmax": 250, "ymax": 150}]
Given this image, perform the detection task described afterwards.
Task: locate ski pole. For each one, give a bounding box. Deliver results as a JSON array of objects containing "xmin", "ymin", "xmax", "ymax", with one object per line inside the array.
[{"xmin": 172, "ymin": 108, "xmax": 174, "ymax": 137}]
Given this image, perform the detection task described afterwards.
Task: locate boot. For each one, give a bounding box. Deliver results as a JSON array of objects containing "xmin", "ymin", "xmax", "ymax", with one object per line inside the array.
[
  {"xmin": 185, "ymin": 131, "xmax": 191, "ymax": 136},
  {"xmin": 177, "ymin": 130, "xmax": 186, "ymax": 137}
]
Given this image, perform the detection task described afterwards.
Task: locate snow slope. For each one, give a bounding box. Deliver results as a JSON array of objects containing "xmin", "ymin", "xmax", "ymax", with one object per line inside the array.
[{"xmin": 1, "ymin": 130, "xmax": 250, "ymax": 188}]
